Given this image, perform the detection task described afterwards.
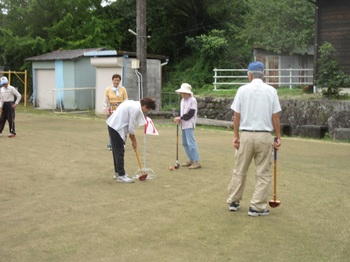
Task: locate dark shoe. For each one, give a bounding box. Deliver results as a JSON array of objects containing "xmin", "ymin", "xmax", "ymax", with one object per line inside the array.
[
  {"xmin": 248, "ymin": 207, "xmax": 270, "ymax": 217},
  {"xmin": 229, "ymin": 202, "xmax": 240, "ymax": 211}
]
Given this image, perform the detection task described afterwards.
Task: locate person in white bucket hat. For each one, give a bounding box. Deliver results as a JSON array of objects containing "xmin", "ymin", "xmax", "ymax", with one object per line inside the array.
[{"xmin": 173, "ymin": 83, "xmax": 201, "ymax": 169}]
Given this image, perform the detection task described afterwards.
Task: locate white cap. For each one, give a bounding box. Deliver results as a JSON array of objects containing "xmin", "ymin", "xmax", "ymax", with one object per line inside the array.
[{"xmin": 1, "ymin": 76, "xmax": 9, "ymax": 85}]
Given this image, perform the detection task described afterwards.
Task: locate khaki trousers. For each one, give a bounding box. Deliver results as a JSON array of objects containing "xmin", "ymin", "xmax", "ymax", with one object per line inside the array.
[{"xmin": 227, "ymin": 132, "xmax": 273, "ymax": 211}]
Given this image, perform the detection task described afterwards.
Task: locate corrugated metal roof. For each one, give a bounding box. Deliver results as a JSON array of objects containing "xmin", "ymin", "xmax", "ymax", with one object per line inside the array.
[
  {"xmin": 26, "ymin": 48, "xmax": 168, "ymax": 62},
  {"xmin": 84, "ymin": 50, "xmax": 117, "ymax": 57},
  {"xmin": 25, "ymin": 48, "xmax": 105, "ymax": 61}
]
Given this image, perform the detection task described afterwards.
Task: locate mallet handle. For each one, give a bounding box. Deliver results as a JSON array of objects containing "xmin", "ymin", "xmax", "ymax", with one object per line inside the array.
[{"xmin": 274, "ymin": 137, "xmax": 278, "ymax": 200}]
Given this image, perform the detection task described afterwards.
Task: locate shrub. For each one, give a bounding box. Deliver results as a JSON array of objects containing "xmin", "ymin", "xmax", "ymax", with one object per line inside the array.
[{"xmin": 317, "ymin": 42, "xmax": 350, "ymax": 98}]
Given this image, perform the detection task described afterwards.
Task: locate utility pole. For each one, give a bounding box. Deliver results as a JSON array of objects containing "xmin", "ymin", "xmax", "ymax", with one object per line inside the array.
[{"xmin": 136, "ymin": 0, "xmax": 147, "ymax": 98}]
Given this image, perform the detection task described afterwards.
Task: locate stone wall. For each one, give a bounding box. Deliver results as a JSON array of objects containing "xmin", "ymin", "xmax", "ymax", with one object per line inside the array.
[{"xmin": 196, "ymin": 97, "xmax": 350, "ymax": 137}]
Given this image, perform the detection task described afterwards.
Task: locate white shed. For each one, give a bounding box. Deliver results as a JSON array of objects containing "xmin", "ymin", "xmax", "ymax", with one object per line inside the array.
[
  {"xmin": 84, "ymin": 50, "xmax": 166, "ymax": 115},
  {"xmin": 26, "ymin": 49, "xmax": 167, "ymax": 114},
  {"xmin": 26, "ymin": 48, "xmax": 103, "ymax": 111}
]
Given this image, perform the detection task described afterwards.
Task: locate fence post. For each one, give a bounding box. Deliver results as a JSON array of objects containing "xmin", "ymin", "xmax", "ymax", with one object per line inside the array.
[
  {"xmin": 213, "ymin": 68, "xmax": 217, "ymax": 91},
  {"xmin": 24, "ymin": 70, "xmax": 27, "ymax": 107},
  {"xmin": 289, "ymin": 67, "xmax": 292, "ymax": 89}
]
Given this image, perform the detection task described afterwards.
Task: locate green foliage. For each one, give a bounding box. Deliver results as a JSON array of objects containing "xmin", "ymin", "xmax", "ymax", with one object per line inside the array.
[
  {"xmin": 317, "ymin": 42, "xmax": 350, "ymax": 98},
  {"xmin": 0, "ymin": 28, "xmax": 47, "ymax": 69},
  {"xmin": 243, "ymin": 0, "xmax": 315, "ymax": 54},
  {"xmin": 161, "ymin": 0, "xmax": 252, "ymax": 90},
  {"xmin": 0, "ymin": 0, "xmax": 316, "ymax": 94},
  {"xmin": 163, "ymin": 26, "xmax": 251, "ymax": 89}
]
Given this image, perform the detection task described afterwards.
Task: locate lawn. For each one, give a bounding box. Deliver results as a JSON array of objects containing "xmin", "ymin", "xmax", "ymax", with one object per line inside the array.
[{"xmin": 0, "ymin": 110, "xmax": 349, "ymax": 262}]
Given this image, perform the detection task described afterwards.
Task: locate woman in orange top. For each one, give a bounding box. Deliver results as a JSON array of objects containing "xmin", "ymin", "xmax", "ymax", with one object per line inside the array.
[{"xmin": 103, "ymin": 74, "xmax": 128, "ymax": 150}]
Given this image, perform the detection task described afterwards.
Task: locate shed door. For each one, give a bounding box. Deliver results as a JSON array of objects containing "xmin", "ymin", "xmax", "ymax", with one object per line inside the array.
[{"xmin": 36, "ymin": 69, "xmax": 55, "ymax": 109}]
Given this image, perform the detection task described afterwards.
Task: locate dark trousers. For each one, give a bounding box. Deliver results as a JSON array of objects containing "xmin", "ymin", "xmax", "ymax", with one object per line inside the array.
[
  {"xmin": 108, "ymin": 126, "xmax": 126, "ymax": 176},
  {"xmin": 0, "ymin": 102, "xmax": 15, "ymax": 134}
]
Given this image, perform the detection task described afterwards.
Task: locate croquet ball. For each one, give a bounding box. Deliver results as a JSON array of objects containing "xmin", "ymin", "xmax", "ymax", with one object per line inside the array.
[{"xmin": 169, "ymin": 166, "xmax": 173, "ymax": 171}]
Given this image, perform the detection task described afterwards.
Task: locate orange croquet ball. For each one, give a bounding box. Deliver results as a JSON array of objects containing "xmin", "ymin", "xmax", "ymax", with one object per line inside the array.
[{"xmin": 169, "ymin": 166, "xmax": 173, "ymax": 171}]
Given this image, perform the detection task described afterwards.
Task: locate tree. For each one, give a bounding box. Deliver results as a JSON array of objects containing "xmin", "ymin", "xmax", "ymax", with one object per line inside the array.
[
  {"xmin": 317, "ymin": 42, "xmax": 350, "ymax": 98},
  {"xmin": 0, "ymin": 0, "xmax": 316, "ymax": 92},
  {"xmin": 243, "ymin": 0, "xmax": 315, "ymax": 54},
  {"xmin": 156, "ymin": 0, "xmax": 251, "ymax": 89},
  {"xmin": 0, "ymin": 0, "xmax": 109, "ymax": 61}
]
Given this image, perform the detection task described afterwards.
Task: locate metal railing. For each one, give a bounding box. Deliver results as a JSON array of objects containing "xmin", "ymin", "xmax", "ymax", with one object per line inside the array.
[{"xmin": 213, "ymin": 68, "xmax": 313, "ymax": 91}]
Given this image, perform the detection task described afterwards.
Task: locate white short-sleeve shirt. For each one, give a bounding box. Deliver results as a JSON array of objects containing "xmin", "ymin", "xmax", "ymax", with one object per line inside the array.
[
  {"xmin": 106, "ymin": 100, "xmax": 146, "ymax": 141},
  {"xmin": 231, "ymin": 79, "xmax": 281, "ymax": 131}
]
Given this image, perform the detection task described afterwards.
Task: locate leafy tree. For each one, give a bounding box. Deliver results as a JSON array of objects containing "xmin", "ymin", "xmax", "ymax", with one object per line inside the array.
[
  {"xmin": 0, "ymin": 0, "xmax": 106, "ymax": 95},
  {"xmin": 317, "ymin": 42, "xmax": 350, "ymax": 98},
  {"xmin": 0, "ymin": 0, "xmax": 109, "ymax": 62},
  {"xmin": 100, "ymin": 1, "xmax": 136, "ymax": 51},
  {"xmin": 0, "ymin": 0, "xmax": 317, "ymax": 93},
  {"xmin": 159, "ymin": 0, "xmax": 251, "ymax": 89},
  {"xmin": 243, "ymin": 0, "xmax": 315, "ymax": 54}
]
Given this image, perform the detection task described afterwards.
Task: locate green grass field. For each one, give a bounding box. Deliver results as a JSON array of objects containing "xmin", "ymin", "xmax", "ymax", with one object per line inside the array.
[{"xmin": 1, "ymin": 109, "xmax": 349, "ymax": 261}]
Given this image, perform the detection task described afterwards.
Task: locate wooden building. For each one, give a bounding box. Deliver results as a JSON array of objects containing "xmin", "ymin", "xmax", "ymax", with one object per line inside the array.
[
  {"xmin": 314, "ymin": 0, "xmax": 350, "ymax": 75},
  {"xmin": 253, "ymin": 47, "xmax": 314, "ymax": 87}
]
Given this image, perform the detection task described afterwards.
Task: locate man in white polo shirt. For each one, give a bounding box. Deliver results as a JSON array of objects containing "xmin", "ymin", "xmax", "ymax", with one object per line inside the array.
[{"xmin": 227, "ymin": 61, "xmax": 282, "ymax": 217}]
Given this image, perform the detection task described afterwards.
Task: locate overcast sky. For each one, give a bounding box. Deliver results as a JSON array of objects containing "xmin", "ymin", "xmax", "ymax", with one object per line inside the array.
[{"xmin": 101, "ymin": 0, "xmax": 117, "ymax": 7}]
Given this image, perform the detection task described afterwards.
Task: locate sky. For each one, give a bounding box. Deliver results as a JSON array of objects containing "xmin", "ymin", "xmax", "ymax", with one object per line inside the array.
[{"xmin": 101, "ymin": 0, "xmax": 117, "ymax": 7}]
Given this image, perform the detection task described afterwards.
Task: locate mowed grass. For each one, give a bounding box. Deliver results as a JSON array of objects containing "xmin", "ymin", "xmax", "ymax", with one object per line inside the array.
[{"xmin": 0, "ymin": 111, "xmax": 349, "ymax": 262}]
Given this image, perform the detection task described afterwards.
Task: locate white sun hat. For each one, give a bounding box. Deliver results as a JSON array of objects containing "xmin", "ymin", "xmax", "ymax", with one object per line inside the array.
[{"xmin": 175, "ymin": 83, "xmax": 193, "ymax": 95}]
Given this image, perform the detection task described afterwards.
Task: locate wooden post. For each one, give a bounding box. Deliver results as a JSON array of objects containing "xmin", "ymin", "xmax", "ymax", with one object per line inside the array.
[{"xmin": 213, "ymin": 68, "xmax": 217, "ymax": 91}]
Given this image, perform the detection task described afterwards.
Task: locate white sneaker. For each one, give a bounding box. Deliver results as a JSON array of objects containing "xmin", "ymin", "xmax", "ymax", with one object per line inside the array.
[
  {"xmin": 113, "ymin": 173, "xmax": 118, "ymax": 179},
  {"xmin": 116, "ymin": 175, "xmax": 135, "ymax": 183}
]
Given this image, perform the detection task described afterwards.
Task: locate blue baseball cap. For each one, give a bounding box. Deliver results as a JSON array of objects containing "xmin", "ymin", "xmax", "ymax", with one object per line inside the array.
[{"xmin": 247, "ymin": 61, "xmax": 264, "ymax": 72}]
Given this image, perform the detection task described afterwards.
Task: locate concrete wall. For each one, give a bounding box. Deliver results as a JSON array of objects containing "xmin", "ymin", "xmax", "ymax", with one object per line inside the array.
[
  {"xmin": 122, "ymin": 59, "xmax": 161, "ymax": 104},
  {"xmin": 145, "ymin": 59, "xmax": 161, "ymax": 109},
  {"xmin": 90, "ymin": 57, "xmax": 123, "ymax": 115}
]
